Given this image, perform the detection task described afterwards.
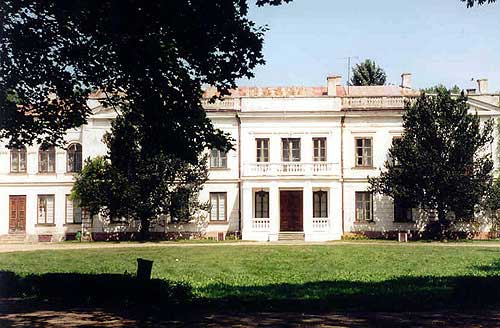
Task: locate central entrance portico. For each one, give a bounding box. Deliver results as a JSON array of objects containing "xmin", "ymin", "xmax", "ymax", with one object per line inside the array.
[{"xmin": 279, "ymin": 190, "xmax": 303, "ymax": 231}]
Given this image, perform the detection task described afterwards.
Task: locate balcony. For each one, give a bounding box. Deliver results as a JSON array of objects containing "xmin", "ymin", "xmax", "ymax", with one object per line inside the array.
[{"xmin": 243, "ymin": 162, "xmax": 339, "ymax": 177}]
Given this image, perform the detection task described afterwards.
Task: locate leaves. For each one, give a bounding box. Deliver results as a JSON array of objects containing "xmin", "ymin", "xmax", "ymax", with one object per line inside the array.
[
  {"xmin": 350, "ymin": 59, "xmax": 387, "ymax": 86},
  {"xmin": 462, "ymin": 0, "xmax": 496, "ymax": 7}
]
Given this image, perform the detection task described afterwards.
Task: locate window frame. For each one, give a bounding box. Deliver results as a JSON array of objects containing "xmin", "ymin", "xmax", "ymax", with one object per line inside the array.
[
  {"xmin": 37, "ymin": 194, "xmax": 55, "ymax": 225},
  {"xmin": 10, "ymin": 146, "xmax": 27, "ymax": 173},
  {"xmin": 281, "ymin": 138, "xmax": 301, "ymax": 162},
  {"xmin": 313, "ymin": 137, "xmax": 327, "ymax": 162},
  {"xmin": 66, "ymin": 143, "xmax": 83, "ymax": 173},
  {"xmin": 355, "ymin": 137, "xmax": 373, "ymax": 168},
  {"xmin": 65, "ymin": 194, "xmax": 82, "ymax": 224},
  {"xmin": 209, "ymin": 192, "xmax": 227, "ymax": 222},
  {"xmin": 209, "ymin": 149, "xmax": 228, "ymax": 169},
  {"xmin": 313, "ymin": 190, "xmax": 328, "ymax": 218},
  {"xmin": 355, "ymin": 191, "xmax": 373, "ymax": 222},
  {"xmin": 254, "ymin": 190, "xmax": 270, "ymax": 219},
  {"xmin": 256, "ymin": 138, "xmax": 270, "ymax": 163},
  {"xmin": 38, "ymin": 146, "xmax": 56, "ymax": 173}
]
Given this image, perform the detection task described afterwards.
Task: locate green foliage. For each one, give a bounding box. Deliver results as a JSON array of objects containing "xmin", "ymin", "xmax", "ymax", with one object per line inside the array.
[
  {"xmin": 369, "ymin": 90, "xmax": 494, "ymax": 237},
  {"xmin": 462, "ymin": 0, "xmax": 496, "ymax": 6},
  {"xmin": 0, "ymin": 0, "xmax": 281, "ymax": 156},
  {"xmin": 350, "ymin": 59, "xmax": 387, "ymax": 86},
  {"xmin": 422, "ymin": 84, "xmax": 462, "ymax": 94}
]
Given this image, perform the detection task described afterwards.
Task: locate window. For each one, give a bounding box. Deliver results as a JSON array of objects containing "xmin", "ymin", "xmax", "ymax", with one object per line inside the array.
[
  {"xmin": 210, "ymin": 192, "xmax": 226, "ymax": 221},
  {"xmin": 256, "ymin": 138, "xmax": 269, "ymax": 162},
  {"xmin": 65, "ymin": 195, "xmax": 82, "ymax": 224},
  {"xmin": 39, "ymin": 146, "xmax": 56, "ymax": 173},
  {"xmin": 355, "ymin": 192, "xmax": 373, "ymax": 222},
  {"xmin": 10, "ymin": 147, "xmax": 27, "ymax": 173},
  {"xmin": 254, "ymin": 190, "xmax": 269, "ymax": 218},
  {"xmin": 394, "ymin": 198, "xmax": 413, "ymax": 223},
  {"xmin": 313, "ymin": 190, "xmax": 328, "ymax": 218},
  {"xmin": 210, "ymin": 149, "xmax": 227, "ymax": 168},
  {"xmin": 389, "ymin": 137, "xmax": 402, "ymax": 166},
  {"xmin": 313, "ymin": 138, "xmax": 327, "ymax": 162},
  {"xmin": 355, "ymin": 138, "xmax": 372, "ymax": 167},
  {"xmin": 67, "ymin": 143, "xmax": 82, "ymax": 173},
  {"xmin": 38, "ymin": 195, "xmax": 55, "ymax": 224},
  {"xmin": 282, "ymin": 138, "xmax": 300, "ymax": 162}
]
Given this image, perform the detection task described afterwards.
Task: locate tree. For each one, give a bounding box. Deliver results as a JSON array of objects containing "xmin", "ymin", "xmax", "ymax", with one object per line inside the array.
[
  {"xmin": 369, "ymin": 90, "xmax": 494, "ymax": 238},
  {"xmin": 350, "ymin": 59, "xmax": 387, "ymax": 86},
  {"xmin": 422, "ymin": 85, "xmax": 462, "ymax": 94},
  {"xmin": 462, "ymin": 0, "xmax": 496, "ymax": 6},
  {"xmin": 72, "ymin": 110, "xmax": 209, "ymax": 240}
]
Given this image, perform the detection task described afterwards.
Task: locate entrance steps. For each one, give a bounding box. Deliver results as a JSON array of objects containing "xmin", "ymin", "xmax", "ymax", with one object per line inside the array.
[
  {"xmin": 278, "ymin": 232, "xmax": 305, "ymax": 241},
  {"xmin": 0, "ymin": 233, "xmax": 26, "ymax": 244}
]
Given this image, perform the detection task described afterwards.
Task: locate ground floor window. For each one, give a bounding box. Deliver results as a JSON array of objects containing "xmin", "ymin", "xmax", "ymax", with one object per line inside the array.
[
  {"xmin": 38, "ymin": 195, "xmax": 55, "ymax": 224},
  {"xmin": 210, "ymin": 192, "xmax": 227, "ymax": 222},
  {"xmin": 313, "ymin": 190, "xmax": 328, "ymax": 218},
  {"xmin": 394, "ymin": 198, "xmax": 413, "ymax": 222},
  {"xmin": 254, "ymin": 190, "xmax": 269, "ymax": 218},
  {"xmin": 355, "ymin": 192, "xmax": 373, "ymax": 222},
  {"xmin": 65, "ymin": 195, "xmax": 82, "ymax": 224}
]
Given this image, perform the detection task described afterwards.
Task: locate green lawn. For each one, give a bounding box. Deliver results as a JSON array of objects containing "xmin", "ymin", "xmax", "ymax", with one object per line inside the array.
[{"xmin": 1, "ymin": 244, "xmax": 500, "ymax": 310}]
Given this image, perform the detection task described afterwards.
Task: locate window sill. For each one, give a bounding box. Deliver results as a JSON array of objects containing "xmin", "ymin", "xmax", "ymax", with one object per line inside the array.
[
  {"xmin": 9, "ymin": 172, "xmax": 28, "ymax": 175},
  {"xmin": 352, "ymin": 166, "xmax": 375, "ymax": 170},
  {"xmin": 35, "ymin": 224, "xmax": 56, "ymax": 227},
  {"xmin": 209, "ymin": 167, "xmax": 230, "ymax": 171},
  {"xmin": 209, "ymin": 221, "xmax": 228, "ymax": 225},
  {"xmin": 63, "ymin": 223, "xmax": 82, "ymax": 226},
  {"xmin": 354, "ymin": 220, "xmax": 375, "ymax": 225},
  {"xmin": 393, "ymin": 221, "xmax": 414, "ymax": 224},
  {"xmin": 37, "ymin": 172, "xmax": 57, "ymax": 175}
]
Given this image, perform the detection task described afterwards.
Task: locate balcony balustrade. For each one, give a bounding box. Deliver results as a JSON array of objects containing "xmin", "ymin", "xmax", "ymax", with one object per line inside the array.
[
  {"xmin": 342, "ymin": 96, "xmax": 416, "ymax": 109},
  {"xmin": 312, "ymin": 218, "xmax": 329, "ymax": 231},
  {"xmin": 243, "ymin": 162, "xmax": 339, "ymax": 177}
]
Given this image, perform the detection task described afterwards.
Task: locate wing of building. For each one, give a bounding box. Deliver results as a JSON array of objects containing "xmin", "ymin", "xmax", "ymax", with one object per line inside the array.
[{"xmin": 1, "ymin": 74, "xmax": 499, "ymax": 242}]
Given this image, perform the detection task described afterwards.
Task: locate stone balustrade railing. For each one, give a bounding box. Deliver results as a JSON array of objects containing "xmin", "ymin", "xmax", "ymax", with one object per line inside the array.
[
  {"xmin": 342, "ymin": 96, "xmax": 416, "ymax": 109},
  {"xmin": 243, "ymin": 162, "xmax": 339, "ymax": 177}
]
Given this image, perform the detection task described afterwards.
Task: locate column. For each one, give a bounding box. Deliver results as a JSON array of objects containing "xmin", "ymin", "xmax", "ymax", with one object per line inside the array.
[
  {"xmin": 303, "ymin": 182, "xmax": 312, "ymax": 235},
  {"xmin": 269, "ymin": 182, "xmax": 279, "ymax": 240},
  {"xmin": 241, "ymin": 185, "xmax": 253, "ymax": 240}
]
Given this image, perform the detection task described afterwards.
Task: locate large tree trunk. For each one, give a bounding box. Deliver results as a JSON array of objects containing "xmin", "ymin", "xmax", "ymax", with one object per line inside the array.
[{"xmin": 139, "ymin": 217, "xmax": 151, "ymax": 241}]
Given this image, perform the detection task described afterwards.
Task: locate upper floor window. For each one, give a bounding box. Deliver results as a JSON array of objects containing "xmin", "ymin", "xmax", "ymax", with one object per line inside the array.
[
  {"xmin": 254, "ymin": 190, "xmax": 269, "ymax": 218},
  {"xmin": 389, "ymin": 137, "xmax": 402, "ymax": 166},
  {"xmin": 67, "ymin": 143, "xmax": 82, "ymax": 173},
  {"xmin": 313, "ymin": 190, "xmax": 328, "ymax": 218},
  {"xmin": 209, "ymin": 192, "xmax": 227, "ymax": 221},
  {"xmin": 394, "ymin": 198, "xmax": 413, "ymax": 223},
  {"xmin": 256, "ymin": 138, "xmax": 269, "ymax": 162},
  {"xmin": 355, "ymin": 191, "xmax": 373, "ymax": 222},
  {"xmin": 65, "ymin": 195, "xmax": 82, "ymax": 224},
  {"xmin": 10, "ymin": 147, "xmax": 27, "ymax": 173},
  {"xmin": 39, "ymin": 146, "xmax": 56, "ymax": 173},
  {"xmin": 313, "ymin": 138, "xmax": 327, "ymax": 162},
  {"xmin": 210, "ymin": 149, "xmax": 227, "ymax": 168},
  {"xmin": 355, "ymin": 138, "xmax": 372, "ymax": 167},
  {"xmin": 282, "ymin": 138, "xmax": 300, "ymax": 162}
]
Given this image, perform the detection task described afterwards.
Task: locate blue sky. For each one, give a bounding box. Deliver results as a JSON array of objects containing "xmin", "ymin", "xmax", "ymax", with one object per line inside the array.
[{"xmin": 237, "ymin": 0, "xmax": 500, "ymax": 92}]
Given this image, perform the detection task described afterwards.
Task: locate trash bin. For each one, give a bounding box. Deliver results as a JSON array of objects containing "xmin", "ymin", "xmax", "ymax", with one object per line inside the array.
[{"xmin": 137, "ymin": 258, "xmax": 153, "ymax": 280}]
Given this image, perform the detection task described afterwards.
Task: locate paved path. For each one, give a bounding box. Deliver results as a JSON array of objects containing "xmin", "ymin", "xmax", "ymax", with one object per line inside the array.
[
  {"xmin": 1, "ymin": 298, "xmax": 500, "ymax": 327},
  {"xmin": 1, "ymin": 240, "xmax": 500, "ymax": 253}
]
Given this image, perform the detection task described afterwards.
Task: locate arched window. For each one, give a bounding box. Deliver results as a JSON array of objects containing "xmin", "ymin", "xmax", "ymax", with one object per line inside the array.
[
  {"xmin": 39, "ymin": 146, "xmax": 56, "ymax": 173},
  {"xmin": 67, "ymin": 143, "xmax": 82, "ymax": 173},
  {"xmin": 10, "ymin": 146, "xmax": 27, "ymax": 173}
]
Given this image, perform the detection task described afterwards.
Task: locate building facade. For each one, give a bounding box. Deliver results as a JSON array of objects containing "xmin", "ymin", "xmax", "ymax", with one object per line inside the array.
[{"xmin": 2, "ymin": 74, "xmax": 499, "ymax": 242}]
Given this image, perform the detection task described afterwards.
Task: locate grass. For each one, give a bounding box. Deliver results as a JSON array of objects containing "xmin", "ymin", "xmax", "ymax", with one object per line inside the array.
[{"xmin": 1, "ymin": 244, "xmax": 500, "ymax": 311}]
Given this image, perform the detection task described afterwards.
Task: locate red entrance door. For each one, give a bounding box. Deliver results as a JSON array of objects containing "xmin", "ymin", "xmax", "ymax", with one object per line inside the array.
[
  {"xmin": 9, "ymin": 196, "xmax": 26, "ymax": 233},
  {"xmin": 280, "ymin": 191, "xmax": 303, "ymax": 231}
]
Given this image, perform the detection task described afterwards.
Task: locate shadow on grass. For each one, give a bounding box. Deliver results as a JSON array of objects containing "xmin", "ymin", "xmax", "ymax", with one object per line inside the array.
[{"xmin": 1, "ymin": 271, "xmax": 500, "ymax": 313}]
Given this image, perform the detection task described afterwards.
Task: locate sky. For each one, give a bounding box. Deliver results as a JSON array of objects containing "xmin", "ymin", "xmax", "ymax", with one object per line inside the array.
[{"xmin": 237, "ymin": 0, "xmax": 500, "ymax": 92}]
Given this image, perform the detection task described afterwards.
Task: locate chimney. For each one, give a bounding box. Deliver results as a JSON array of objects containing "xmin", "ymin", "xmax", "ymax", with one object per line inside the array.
[
  {"xmin": 327, "ymin": 75, "xmax": 341, "ymax": 96},
  {"xmin": 401, "ymin": 73, "xmax": 412, "ymax": 89},
  {"xmin": 477, "ymin": 79, "xmax": 488, "ymax": 94},
  {"xmin": 466, "ymin": 88, "xmax": 476, "ymax": 95}
]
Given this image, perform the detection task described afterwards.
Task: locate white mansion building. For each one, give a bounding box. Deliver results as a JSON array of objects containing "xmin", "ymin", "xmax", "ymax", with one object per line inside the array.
[{"xmin": 2, "ymin": 74, "xmax": 500, "ymax": 242}]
